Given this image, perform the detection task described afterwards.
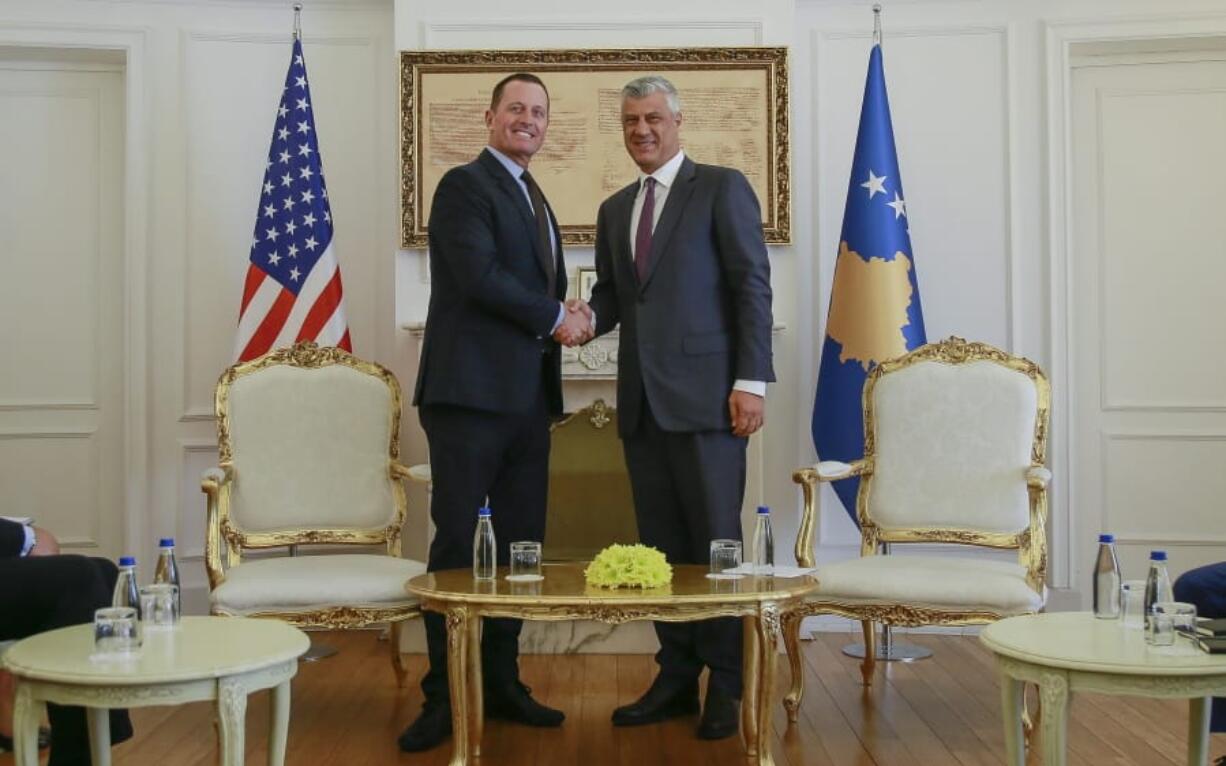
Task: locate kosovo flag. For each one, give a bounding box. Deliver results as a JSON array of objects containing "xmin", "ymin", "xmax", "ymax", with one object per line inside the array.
[{"xmin": 812, "ymin": 43, "xmax": 927, "ymax": 523}]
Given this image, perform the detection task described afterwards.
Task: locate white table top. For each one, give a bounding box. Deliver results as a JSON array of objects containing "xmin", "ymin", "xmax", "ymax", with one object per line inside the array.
[
  {"xmin": 981, "ymin": 611, "xmax": 1226, "ymax": 676},
  {"xmin": 2, "ymin": 616, "xmax": 309, "ymax": 686}
]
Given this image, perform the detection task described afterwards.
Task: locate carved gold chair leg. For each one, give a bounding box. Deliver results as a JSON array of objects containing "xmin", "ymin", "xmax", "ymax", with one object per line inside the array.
[
  {"xmin": 390, "ymin": 620, "xmax": 408, "ymax": 689},
  {"xmin": 859, "ymin": 620, "xmax": 876, "ymax": 687},
  {"xmin": 781, "ymin": 610, "xmax": 805, "ymax": 722}
]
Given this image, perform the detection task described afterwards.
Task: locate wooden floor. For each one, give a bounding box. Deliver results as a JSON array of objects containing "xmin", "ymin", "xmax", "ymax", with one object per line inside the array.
[{"xmin": 4, "ymin": 629, "xmax": 1223, "ymax": 765}]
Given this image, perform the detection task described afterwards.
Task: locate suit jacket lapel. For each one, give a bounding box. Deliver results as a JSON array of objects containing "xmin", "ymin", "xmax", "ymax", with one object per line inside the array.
[
  {"xmin": 641, "ymin": 157, "xmax": 696, "ymax": 289},
  {"xmin": 478, "ymin": 150, "xmax": 552, "ymax": 279}
]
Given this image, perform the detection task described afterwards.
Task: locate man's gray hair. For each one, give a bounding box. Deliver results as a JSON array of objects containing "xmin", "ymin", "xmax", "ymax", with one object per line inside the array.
[{"xmin": 621, "ymin": 75, "xmax": 682, "ymax": 115}]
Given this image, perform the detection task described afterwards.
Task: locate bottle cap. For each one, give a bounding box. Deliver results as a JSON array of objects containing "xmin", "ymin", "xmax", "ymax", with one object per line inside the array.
[
  {"xmin": 119, "ymin": 556, "xmax": 136, "ymax": 567},
  {"xmin": 478, "ymin": 506, "xmax": 491, "ymax": 517},
  {"xmin": 1098, "ymin": 533, "xmax": 1114, "ymax": 543},
  {"xmin": 757, "ymin": 505, "xmax": 771, "ymax": 515},
  {"xmin": 159, "ymin": 538, "xmax": 175, "ymax": 548},
  {"xmin": 1150, "ymin": 550, "xmax": 1167, "ymax": 561}
]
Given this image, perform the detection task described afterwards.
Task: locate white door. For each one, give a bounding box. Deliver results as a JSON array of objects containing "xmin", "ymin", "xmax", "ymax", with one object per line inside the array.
[
  {"xmin": 1070, "ymin": 51, "xmax": 1226, "ymax": 593},
  {"xmin": 0, "ymin": 61, "xmax": 125, "ymax": 557}
]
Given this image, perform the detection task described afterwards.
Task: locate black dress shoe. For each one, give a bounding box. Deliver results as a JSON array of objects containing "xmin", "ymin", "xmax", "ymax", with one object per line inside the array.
[
  {"xmin": 486, "ymin": 682, "xmax": 564, "ymax": 727},
  {"xmin": 0, "ymin": 727, "xmax": 51, "ymax": 752},
  {"xmin": 697, "ymin": 685, "xmax": 739, "ymax": 740},
  {"xmin": 398, "ymin": 702, "xmax": 452, "ymax": 752},
  {"xmin": 612, "ymin": 675, "xmax": 699, "ymax": 727}
]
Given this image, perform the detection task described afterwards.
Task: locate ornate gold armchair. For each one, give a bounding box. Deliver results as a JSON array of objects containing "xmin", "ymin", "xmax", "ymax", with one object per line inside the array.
[
  {"xmin": 200, "ymin": 342, "xmax": 426, "ymax": 686},
  {"xmin": 784, "ymin": 337, "xmax": 1051, "ymax": 720}
]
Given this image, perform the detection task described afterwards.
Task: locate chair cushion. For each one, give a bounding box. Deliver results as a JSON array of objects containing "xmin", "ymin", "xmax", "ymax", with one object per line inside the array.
[
  {"xmin": 211, "ymin": 554, "xmax": 426, "ymax": 613},
  {"xmin": 813, "ymin": 555, "xmax": 1045, "ymax": 615}
]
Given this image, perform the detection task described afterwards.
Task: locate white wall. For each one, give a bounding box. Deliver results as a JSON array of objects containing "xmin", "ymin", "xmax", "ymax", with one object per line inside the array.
[
  {"xmin": 395, "ymin": 0, "xmax": 1226, "ymax": 617},
  {"xmin": 0, "ymin": 0, "xmax": 399, "ymax": 612},
  {"xmin": 4, "ymin": 0, "xmax": 1225, "ymax": 619}
]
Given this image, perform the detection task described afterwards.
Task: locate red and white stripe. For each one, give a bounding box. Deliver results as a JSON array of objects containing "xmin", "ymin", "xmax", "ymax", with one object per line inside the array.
[{"xmin": 234, "ymin": 243, "xmax": 351, "ymax": 362}]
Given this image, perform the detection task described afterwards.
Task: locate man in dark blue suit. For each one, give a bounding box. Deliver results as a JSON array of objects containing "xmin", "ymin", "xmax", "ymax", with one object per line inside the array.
[
  {"xmin": 1174, "ymin": 562, "xmax": 1226, "ymax": 760},
  {"xmin": 585, "ymin": 75, "xmax": 774, "ymax": 740},
  {"xmin": 0, "ymin": 518, "xmax": 133, "ymax": 764},
  {"xmin": 399, "ymin": 72, "xmax": 590, "ymax": 753}
]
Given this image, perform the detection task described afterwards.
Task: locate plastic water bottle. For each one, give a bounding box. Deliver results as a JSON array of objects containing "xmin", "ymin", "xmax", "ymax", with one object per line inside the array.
[
  {"xmin": 1142, "ymin": 550, "xmax": 1173, "ymax": 632},
  {"xmin": 154, "ymin": 538, "xmax": 181, "ymax": 615},
  {"xmin": 752, "ymin": 505, "xmax": 774, "ymax": 575},
  {"xmin": 113, "ymin": 556, "xmax": 141, "ymax": 618},
  {"xmin": 473, "ymin": 507, "xmax": 496, "ymax": 581},
  {"xmin": 1092, "ymin": 534, "xmax": 1121, "ymax": 619}
]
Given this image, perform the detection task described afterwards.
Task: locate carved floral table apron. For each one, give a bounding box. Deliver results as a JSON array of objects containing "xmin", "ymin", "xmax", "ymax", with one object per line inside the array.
[
  {"xmin": 407, "ymin": 563, "xmax": 817, "ymax": 766},
  {"xmin": 3, "ymin": 615, "xmax": 309, "ymax": 766},
  {"xmin": 981, "ymin": 611, "xmax": 1226, "ymax": 766}
]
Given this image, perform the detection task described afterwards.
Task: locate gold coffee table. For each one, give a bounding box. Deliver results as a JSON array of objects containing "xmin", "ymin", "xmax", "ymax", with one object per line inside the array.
[
  {"xmin": 982, "ymin": 612, "xmax": 1226, "ymax": 766},
  {"xmin": 3, "ymin": 616, "xmax": 309, "ymax": 766},
  {"xmin": 407, "ymin": 563, "xmax": 817, "ymax": 766}
]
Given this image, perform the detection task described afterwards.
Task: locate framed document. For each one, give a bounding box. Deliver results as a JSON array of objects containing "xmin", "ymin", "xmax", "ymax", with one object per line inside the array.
[
  {"xmin": 575, "ymin": 267, "xmax": 598, "ymax": 302},
  {"xmin": 400, "ymin": 47, "xmax": 790, "ymax": 248}
]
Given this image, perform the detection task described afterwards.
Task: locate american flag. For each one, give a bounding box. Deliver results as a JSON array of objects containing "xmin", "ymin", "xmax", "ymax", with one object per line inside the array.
[{"xmin": 234, "ymin": 37, "xmax": 350, "ymax": 362}]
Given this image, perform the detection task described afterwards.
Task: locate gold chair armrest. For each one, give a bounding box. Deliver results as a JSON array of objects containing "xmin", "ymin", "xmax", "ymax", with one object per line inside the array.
[
  {"xmin": 200, "ymin": 463, "xmax": 234, "ymax": 591},
  {"xmin": 791, "ymin": 459, "xmax": 870, "ymax": 568},
  {"xmin": 1026, "ymin": 465, "xmax": 1052, "ymax": 490}
]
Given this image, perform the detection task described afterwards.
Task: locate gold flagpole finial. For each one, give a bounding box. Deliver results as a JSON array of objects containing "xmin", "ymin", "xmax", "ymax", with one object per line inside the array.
[
  {"xmin": 872, "ymin": 4, "xmax": 882, "ymax": 46},
  {"xmin": 293, "ymin": 3, "xmax": 303, "ymax": 41}
]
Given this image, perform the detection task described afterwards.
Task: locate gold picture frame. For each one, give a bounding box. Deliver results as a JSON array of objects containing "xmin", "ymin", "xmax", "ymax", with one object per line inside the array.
[{"xmin": 400, "ymin": 47, "xmax": 790, "ymax": 248}]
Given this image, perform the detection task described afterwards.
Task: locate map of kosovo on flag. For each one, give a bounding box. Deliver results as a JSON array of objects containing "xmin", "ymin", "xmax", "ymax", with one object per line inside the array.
[{"xmin": 812, "ymin": 42, "xmax": 927, "ymax": 523}]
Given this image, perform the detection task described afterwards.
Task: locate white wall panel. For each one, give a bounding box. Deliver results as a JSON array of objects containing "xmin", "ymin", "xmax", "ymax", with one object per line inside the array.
[
  {"xmin": 181, "ymin": 32, "xmax": 384, "ymax": 420},
  {"xmin": 0, "ymin": 82, "xmax": 101, "ymax": 407},
  {"xmin": 817, "ymin": 27, "xmax": 1012, "ymax": 351},
  {"xmin": 1097, "ymin": 77, "xmax": 1226, "ymax": 411},
  {"xmin": 1103, "ymin": 433, "xmax": 1226, "ymax": 544},
  {"xmin": 0, "ymin": 431, "xmax": 100, "ymax": 548}
]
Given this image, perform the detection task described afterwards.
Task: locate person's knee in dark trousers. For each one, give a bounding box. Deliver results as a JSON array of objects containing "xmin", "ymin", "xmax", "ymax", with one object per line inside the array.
[{"xmin": 1174, "ymin": 562, "xmax": 1226, "ymax": 734}]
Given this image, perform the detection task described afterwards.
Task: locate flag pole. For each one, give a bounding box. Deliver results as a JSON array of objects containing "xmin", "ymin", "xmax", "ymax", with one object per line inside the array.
[
  {"xmin": 837, "ymin": 2, "xmax": 934, "ymax": 668},
  {"xmin": 290, "ymin": 3, "xmax": 338, "ymax": 664}
]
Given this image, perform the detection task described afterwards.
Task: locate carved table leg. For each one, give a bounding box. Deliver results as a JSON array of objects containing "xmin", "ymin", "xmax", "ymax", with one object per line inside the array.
[
  {"xmin": 781, "ymin": 610, "xmax": 804, "ymax": 722},
  {"xmin": 1037, "ymin": 670, "xmax": 1069, "ymax": 766},
  {"xmin": 268, "ymin": 679, "xmax": 292, "ymax": 766},
  {"xmin": 445, "ymin": 607, "xmax": 470, "ymax": 766},
  {"xmin": 754, "ymin": 602, "xmax": 782, "ymax": 766},
  {"xmin": 218, "ymin": 676, "xmax": 249, "ymax": 766},
  {"xmin": 467, "ymin": 611, "xmax": 483, "ymax": 758},
  {"xmin": 12, "ymin": 682, "xmax": 42, "ymax": 766},
  {"xmin": 999, "ymin": 673, "xmax": 1025, "ymax": 766},
  {"xmin": 1189, "ymin": 696, "xmax": 1211, "ymax": 766},
  {"xmin": 742, "ymin": 615, "xmax": 760, "ymax": 757}
]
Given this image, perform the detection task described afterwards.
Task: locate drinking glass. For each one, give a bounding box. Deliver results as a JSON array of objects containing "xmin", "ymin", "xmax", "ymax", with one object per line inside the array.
[
  {"xmin": 708, "ymin": 539, "xmax": 743, "ymax": 579},
  {"xmin": 1148, "ymin": 601, "xmax": 1196, "ymax": 647},
  {"xmin": 94, "ymin": 606, "xmax": 141, "ymax": 655},
  {"xmin": 1167, "ymin": 601, "xmax": 1198, "ymax": 637},
  {"xmin": 140, "ymin": 583, "xmax": 180, "ymax": 628},
  {"xmin": 507, "ymin": 541, "xmax": 543, "ymax": 582},
  {"xmin": 1121, "ymin": 579, "xmax": 1145, "ymax": 630}
]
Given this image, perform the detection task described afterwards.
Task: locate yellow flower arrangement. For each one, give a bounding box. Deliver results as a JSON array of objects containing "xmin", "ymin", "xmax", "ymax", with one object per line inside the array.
[{"xmin": 585, "ymin": 544, "xmax": 672, "ymax": 589}]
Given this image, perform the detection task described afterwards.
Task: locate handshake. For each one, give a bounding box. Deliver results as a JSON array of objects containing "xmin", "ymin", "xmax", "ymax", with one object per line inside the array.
[{"xmin": 554, "ymin": 299, "xmax": 594, "ymax": 347}]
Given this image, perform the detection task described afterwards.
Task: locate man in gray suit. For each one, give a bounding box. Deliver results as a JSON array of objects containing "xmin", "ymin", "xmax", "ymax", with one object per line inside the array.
[{"xmin": 583, "ymin": 75, "xmax": 774, "ymax": 740}]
